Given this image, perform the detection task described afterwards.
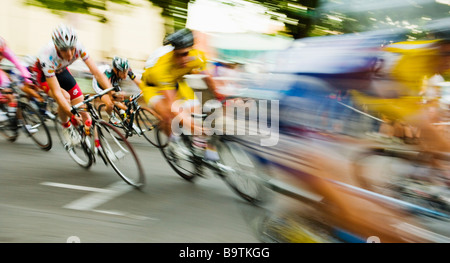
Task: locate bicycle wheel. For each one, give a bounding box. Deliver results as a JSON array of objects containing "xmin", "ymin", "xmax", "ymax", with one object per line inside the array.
[
  {"xmin": 0, "ymin": 110, "xmax": 18, "ymax": 142},
  {"xmin": 156, "ymin": 127, "xmax": 197, "ymax": 181},
  {"xmin": 96, "ymin": 120, "xmax": 145, "ymax": 188},
  {"xmin": 216, "ymin": 139, "xmax": 269, "ymax": 204},
  {"xmin": 97, "ymin": 104, "xmax": 127, "ymax": 137},
  {"xmin": 20, "ymin": 102, "xmax": 52, "ymax": 151},
  {"xmin": 54, "ymin": 116, "xmax": 93, "ymax": 169},
  {"xmin": 135, "ymin": 107, "xmax": 159, "ymax": 147}
]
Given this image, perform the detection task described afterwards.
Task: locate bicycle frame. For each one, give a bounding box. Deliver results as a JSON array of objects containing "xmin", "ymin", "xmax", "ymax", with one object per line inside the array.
[
  {"xmin": 71, "ymin": 86, "xmax": 117, "ymax": 162},
  {"xmin": 119, "ymin": 92, "xmax": 142, "ymax": 136}
]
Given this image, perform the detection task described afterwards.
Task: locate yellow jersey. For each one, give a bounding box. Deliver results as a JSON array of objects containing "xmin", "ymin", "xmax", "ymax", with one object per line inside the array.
[
  {"xmin": 351, "ymin": 39, "xmax": 442, "ymax": 121},
  {"xmin": 140, "ymin": 48, "xmax": 208, "ymax": 105}
]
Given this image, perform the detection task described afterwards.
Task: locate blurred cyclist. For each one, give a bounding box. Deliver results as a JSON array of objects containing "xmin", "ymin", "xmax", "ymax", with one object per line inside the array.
[
  {"xmin": 140, "ymin": 28, "xmax": 224, "ymax": 161},
  {"xmin": 31, "ymin": 24, "xmax": 114, "ymax": 145},
  {"xmin": 351, "ymin": 36, "xmax": 450, "ymax": 153},
  {"xmin": 0, "ymin": 36, "xmax": 37, "ymax": 131},
  {"xmin": 92, "ymin": 56, "xmax": 140, "ymax": 126}
]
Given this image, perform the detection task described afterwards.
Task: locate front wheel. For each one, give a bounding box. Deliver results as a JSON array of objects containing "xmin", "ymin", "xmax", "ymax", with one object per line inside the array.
[
  {"xmin": 156, "ymin": 126, "xmax": 197, "ymax": 181},
  {"xmin": 96, "ymin": 121, "xmax": 145, "ymax": 189},
  {"xmin": 217, "ymin": 139, "xmax": 270, "ymax": 205},
  {"xmin": 0, "ymin": 111, "xmax": 18, "ymax": 142},
  {"xmin": 54, "ymin": 115, "xmax": 93, "ymax": 169},
  {"xmin": 135, "ymin": 107, "xmax": 159, "ymax": 147}
]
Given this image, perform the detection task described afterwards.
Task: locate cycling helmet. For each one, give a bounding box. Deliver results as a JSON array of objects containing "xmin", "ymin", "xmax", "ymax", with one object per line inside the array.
[
  {"xmin": 112, "ymin": 56, "xmax": 129, "ymax": 72},
  {"xmin": 52, "ymin": 24, "xmax": 77, "ymax": 50},
  {"xmin": 163, "ymin": 28, "xmax": 194, "ymax": 50}
]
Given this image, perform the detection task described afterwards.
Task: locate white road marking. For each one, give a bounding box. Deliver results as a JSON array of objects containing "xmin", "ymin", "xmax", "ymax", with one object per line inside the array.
[
  {"xmin": 393, "ymin": 222, "xmax": 450, "ymax": 243},
  {"xmin": 63, "ymin": 181, "xmax": 133, "ymax": 211},
  {"xmin": 42, "ymin": 181, "xmax": 151, "ymax": 220},
  {"xmin": 40, "ymin": 182, "xmax": 114, "ymax": 194}
]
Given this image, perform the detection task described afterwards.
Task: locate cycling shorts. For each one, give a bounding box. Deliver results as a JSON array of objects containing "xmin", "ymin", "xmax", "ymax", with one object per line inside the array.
[
  {"xmin": 35, "ymin": 65, "xmax": 82, "ymax": 100},
  {"xmin": 141, "ymin": 80, "xmax": 200, "ymax": 109}
]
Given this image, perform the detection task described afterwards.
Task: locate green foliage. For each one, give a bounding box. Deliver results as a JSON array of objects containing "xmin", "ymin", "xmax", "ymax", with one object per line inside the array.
[
  {"xmin": 146, "ymin": 0, "xmax": 190, "ymax": 32},
  {"xmin": 24, "ymin": 0, "xmax": 133, "ymax": 22}
]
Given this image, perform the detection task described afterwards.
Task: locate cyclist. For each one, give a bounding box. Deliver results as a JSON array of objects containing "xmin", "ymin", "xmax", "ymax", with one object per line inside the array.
[
  {"xmin": 140, "ymin": 28, "xmax": 225, "ymax": 161},
  {"xmin": 350, "ymin": 37, "xmax": 450, "ymax": 153},
  {"xmin": 0, "ymin": 36, "xmax": 38, "ymax": 132},
  {"xmin": 31, "ymin": 24, "xmax": 114, "ymax": 145},
  {"xmin": 92, "ymin": 56, "xmax": 140, "ymax": 126}
]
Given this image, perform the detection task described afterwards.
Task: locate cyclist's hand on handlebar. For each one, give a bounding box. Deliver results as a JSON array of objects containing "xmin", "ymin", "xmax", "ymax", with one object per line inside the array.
[
  {"xmin": 112, "ymin": 91, "xmax": 125, "ymax": 101},
  {"xmin": 70, "ymin": 107, "xmax": 83, "ymax": 125},
  {"xmin": 70, "ymin": 114, "xmax": 83, "ymax": 126}
]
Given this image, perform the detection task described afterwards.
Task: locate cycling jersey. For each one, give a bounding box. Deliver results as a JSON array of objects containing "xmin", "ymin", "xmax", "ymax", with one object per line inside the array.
[
  {"xmin": 92, "ymin": 64, "xmax": 136, "ymax": 94},
  {"xmin": 382, "ymin": 39, "xmax": 441, "ymax": 96},
  {"xmin": 140, "ymin": 47, "xmax": 207, "ymax": 106},
  {"xmin": 351, "ymin": 39, "xmax": 443, "ymax": 121},
  {"xmin": 36, "ymin": 41, "xmax": 89, "ymax": 78},
  {"xmin": 32, "ymin": 41, "xmax": 88, "ymax": 98},
  {"xmin": 0, "ymin": 45, "xmax": 32, "ymax": 86}
]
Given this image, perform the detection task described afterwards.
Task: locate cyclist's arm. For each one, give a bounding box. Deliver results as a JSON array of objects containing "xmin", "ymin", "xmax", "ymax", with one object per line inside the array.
[
  {"xmin": 198, "ymin": 70, "xmax": 225, "ymax": 101},
  {"xmin": 84, "ymin": 57, "xmax": 113, "ymax": 92},
  {"xmin": 128, "ymin": 69, "xmax": 141, "ymax": 87},
  {"xmin": 47, "ymin": 76, "xmax": 73, "ymax": 117},
  {"xmin": 2, "ymin": 46, "xmax": 32, "ymax": 84}
]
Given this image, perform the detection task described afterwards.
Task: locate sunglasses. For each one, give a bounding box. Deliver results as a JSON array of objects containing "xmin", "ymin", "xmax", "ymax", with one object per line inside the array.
[
  {"xmin": 174, "ymin": 51, "xmax": 189, "ymax": 58},
  {"xmin": 59, "ymin": 47, "xmax": 75, "ymax": 52}
]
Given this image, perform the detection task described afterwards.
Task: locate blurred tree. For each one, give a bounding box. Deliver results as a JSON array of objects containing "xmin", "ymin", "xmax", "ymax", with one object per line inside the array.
[
  {"xmin": 251, "ymin": 0, "xmax": 319, "ymax": 39},
  {"xmin": 24, "ymin": 0, "xmax": 133, "ymax": 22},
  {"xmin": 146, "ymin": 0, "xmax": 319, "ymax": 38},
  {"xmin": 146, "ymin": 0, "xmax": 189, "ymax": 33}
]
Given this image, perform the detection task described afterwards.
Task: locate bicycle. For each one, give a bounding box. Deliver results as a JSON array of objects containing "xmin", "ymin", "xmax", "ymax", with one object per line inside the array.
[
  {"xmin": 155, "ymin": 100, "xmax": 269, "ymax": 204},
  {"xmin": 96, "ymin": 90, "xmax": 160, "ymax": 147},
  {"xmin": 53, "ymin": 86, "xmax": 145, "ymax": 189},
  {"xmin": 0, "ymin": 79, "xmax": 52, "ymax": 151},
  {"xmin": 352, "ymin": 146, "xmax": 450, "ymax": 217}
]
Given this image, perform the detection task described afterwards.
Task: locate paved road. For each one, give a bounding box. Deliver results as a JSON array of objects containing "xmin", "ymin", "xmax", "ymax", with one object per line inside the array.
[{"xmin": 0, "ymin": 122, "xmax": 265, "ymax": 243}]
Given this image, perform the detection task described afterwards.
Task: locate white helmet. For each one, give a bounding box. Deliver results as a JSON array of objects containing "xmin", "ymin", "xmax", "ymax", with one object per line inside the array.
[{"xmin": 52, "ymin": 24, "xmax": 77, "ymax": 50}]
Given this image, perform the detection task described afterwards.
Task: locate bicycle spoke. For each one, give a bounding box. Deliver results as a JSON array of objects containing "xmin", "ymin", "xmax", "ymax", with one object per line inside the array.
[
  {"xmin": 157, "ymin": 128, "xmax": 197, "ymax": 181},
  {"xmin": 97, "ymin": 121, "xmax": 145, "ymax": 188}
]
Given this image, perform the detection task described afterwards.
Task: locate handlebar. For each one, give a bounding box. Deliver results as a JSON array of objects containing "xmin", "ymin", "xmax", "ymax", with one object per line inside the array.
[{"xmin": 71, "ymin": 85, "xmax": 119, "ymax": 115}]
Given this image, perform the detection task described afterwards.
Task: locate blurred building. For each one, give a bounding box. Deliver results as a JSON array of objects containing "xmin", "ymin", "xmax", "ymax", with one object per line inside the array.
[{"xmin": 0, "ymin": 0, "xmax": 165, "ymax": 69}]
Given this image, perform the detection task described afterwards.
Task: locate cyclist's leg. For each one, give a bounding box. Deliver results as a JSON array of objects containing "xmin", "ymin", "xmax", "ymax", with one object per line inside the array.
[
  {"xmin": 48, "ymin": 87, "xmax": 71, "ymax": 124},
  {"xmin": 100, "ymin": 93, "xmax": 114, "ymax": 116},
  {"xmin": 56, "ymin": 68, "xmax": 91, "ymax": 126},
  {"xmin": 177, "ymin": 81, "xmax": 203, "ymax": 135},
  {"xmin": 21, "ymin": 84, "xmax": 45, "ymax": 103}
]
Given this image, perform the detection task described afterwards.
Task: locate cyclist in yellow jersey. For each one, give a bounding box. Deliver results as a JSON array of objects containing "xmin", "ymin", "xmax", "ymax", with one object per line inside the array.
[
  {"xmin": 351, "ymin": 38, "xmax": 450, "ymax": 152},
  {"xmin": 140, "ymin": 28, "xmax": 224, "ymax": 160}
]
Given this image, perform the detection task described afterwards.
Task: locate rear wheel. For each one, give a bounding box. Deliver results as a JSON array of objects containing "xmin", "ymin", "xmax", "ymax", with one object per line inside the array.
[
  {"xmin": 54, "ymin": 116, "xmax": 93, "ymax": 169},
  {"xmin": 20, "ymin": 102, "xmax": 52, "ymax": 151},
  {"xmin": 97, "ymin": 121, "xmax": 145, "ymax": 188}
]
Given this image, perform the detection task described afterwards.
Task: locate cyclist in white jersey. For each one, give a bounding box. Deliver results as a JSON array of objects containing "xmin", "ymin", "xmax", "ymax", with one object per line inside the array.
[{"xmin": 32, "ymin": 24, "xmax": 114, "ymax": 145}]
